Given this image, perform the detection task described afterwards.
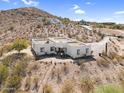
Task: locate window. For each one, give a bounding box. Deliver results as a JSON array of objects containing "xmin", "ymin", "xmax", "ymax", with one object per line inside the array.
[
  {"xmin": 40, "ymin": 47, "xmax": 44, "ymax": 52},
  {"xmin": 77, "ymin": 49, "xmax": 80, "ymax": 55},
  {"xmin": 86, "ymin": 48, "xmax": 89, "ymax": 54},
  {"xmin": 50, "ymin": 47, "xmax": 55, "ymax": 51}
]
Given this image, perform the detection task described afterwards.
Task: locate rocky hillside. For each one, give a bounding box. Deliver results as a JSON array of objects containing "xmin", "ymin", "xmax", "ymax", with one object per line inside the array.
[
  {"xmin": 0, "ymin": 37, "xmax": 123, "ymax": 93},
  {"xmin": 0, "ymin": 7, "xmax": 102, "ymax": 46}
]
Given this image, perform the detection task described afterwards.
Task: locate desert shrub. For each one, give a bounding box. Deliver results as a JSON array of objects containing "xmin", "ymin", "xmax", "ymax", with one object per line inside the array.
[
  {"xmin": 3, "ymin": 75, "xmax": 22, "ymax": 93},
  {"xmin": 108, "ymin": 52, "xmax": 116, "ymax": 59},
  {"xmin": 108, "ymin": 52, "xmax": 124, "ymax": 65},
  {"xmin": 97, "ymin": 58, "xmax": 110, "ymax": 68},
  {"xmin": 94, "ymin": 85, "xmax": 123, "ymax": 93},
  {"xmin": 80, "ymin": 77, "xmax": 94, "ymax": 93},
  {"xmin": 60, "ymin": 80, "xmax": 75, "ymax": 93},
  {"xmin": 114, "ymin": 55, "xmax": 123, "ymax": 63},
  {"xmin": 11, "ymin": 39, "xmax": 28, "ymax": 53},
  {"xmin": 2, "ymin": 56, "xmax": 13, "ymax": 67},
  {"xmin": 2, "ymin": 53, "xmax": 27, "ymax": 67},
  {"xmin": 0, "ymin": 64, "xmax": 8, "ymax": 86},
  {"xmin": 42, "ymin": 83, "xmax": 53, "ymax": 93},
  {"xmin": 13, "ymin": 61, "xmax": 28, "ymax": 77}
]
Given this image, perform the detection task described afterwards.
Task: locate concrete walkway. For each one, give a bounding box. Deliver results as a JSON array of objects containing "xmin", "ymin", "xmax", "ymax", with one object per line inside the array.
[{"xmin": 87, "ymin": 36, "xmax": 112, "ymax": 58}]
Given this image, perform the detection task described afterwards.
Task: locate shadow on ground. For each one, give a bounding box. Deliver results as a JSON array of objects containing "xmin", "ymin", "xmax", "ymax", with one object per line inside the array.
[{"xmin": 31, "ymin": 49, "xmax": 96, "ymax": 64}]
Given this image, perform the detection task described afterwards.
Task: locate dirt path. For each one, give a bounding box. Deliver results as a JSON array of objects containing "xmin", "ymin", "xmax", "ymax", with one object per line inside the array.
[{"xmin": 0, "ymin": 46, "xmax": 33, "ymax": 60}]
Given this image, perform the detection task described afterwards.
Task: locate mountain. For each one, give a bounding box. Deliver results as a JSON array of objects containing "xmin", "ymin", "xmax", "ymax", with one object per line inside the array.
[
  {"xmin": 0, "ymin": 7, "xmax": 124, "ymax": 93},
  {"xmin": 0, "ymin": 7, "xmax": 102, "ymax": 46}
]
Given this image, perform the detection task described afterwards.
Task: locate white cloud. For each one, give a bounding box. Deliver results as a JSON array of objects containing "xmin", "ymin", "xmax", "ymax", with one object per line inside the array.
[
  {"xmin": 85, "ymin": 2, "xmax": 91, "ymax": 5},
  {"xmin": 73, "ymin": 4, "xmax": 80, "ymax": 10},
  {"xmin": 21, "ymin": 0, "xmax": 39, "ymax": 6},
  {"xmin": 2, "ymin": 0, "xmax": 9, "ymax": 3},
  {"xmin": 75, "ymin": 9, "xmax": 85, "ymax": 14},
  {"xmin": 114, "ymin": 11, "xmax": 124, "ymax": 15},
  {"xmin": 13, "ymin": 2, "xmax": 18, "ymax": 5},
  {"xmin": 85, "ymin": 2, "xmax": 95, "ymax": 6},
  {"xmin": 72, "ymin": 4, "xmax": 85, "ymax": 15}
]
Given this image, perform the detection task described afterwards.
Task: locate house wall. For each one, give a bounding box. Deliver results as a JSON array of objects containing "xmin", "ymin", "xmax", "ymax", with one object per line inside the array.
[
  {"xmin": 32, "ymin": 42, "xmax": 56, "ymax": 56},
  {"xmin": 32, "ymin": 41, "xmax": 92, "ymax": 58},
  {"xmin": 90, "ymin": 37, "xmax": 110, "ymax": 57},
  {"xmin": 67, "ymin": 45, "xmax": 91, "ymax": 58}
]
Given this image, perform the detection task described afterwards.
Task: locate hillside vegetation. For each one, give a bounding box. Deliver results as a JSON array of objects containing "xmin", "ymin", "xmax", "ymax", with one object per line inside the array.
[
  {"xmin": 0, "ymin": 7, "xmax": 124, "ymax": 93},
  {"xmin": 0, "ymin": 36, "xmax": 124, "ymax": 93},
  {"xmin": 0, "ymin": 7, "xmax": 103, "ymax": 46}
]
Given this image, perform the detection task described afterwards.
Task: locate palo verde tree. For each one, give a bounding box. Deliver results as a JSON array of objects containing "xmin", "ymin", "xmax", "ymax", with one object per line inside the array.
[{"xmin": 12, "ymin": 39, "xmax": 28, "ymax": 53}]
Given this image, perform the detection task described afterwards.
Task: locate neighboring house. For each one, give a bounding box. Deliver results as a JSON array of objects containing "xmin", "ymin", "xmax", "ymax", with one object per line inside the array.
[{"xmin": 32, "ymin": 37, "xmax": 92, "ymax": 58}]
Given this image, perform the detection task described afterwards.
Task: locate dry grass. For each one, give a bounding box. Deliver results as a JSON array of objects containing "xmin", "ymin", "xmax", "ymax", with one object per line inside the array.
[
  {"xmin": 97, "ymin": 58, "xmax": 110, "ymax": 68},
  {"xmin": 114, "ymin": 55, "xmax": 124, "ymax": 63},
  {"xmin": 79, "ymin": 62, "xmax": 85, "ymax": 71},
  {"xmin": 60, "ymin": 80, "xmax": 75, "ymax": 93},
  {"xmin": 32, "ymin": 77, "xmax": 39, "ymax": 92},
  {"xmin": 108, "ymin": 52, "xmax": 116, "ymax": 60},
  {"xmin": 27, "ymin": 63, "xmax": 39, "ymax": 74},
  {"xmin": 24, "ymin": 77, "xmax": 31, "ymax": 91},
  {"xmin": 118, "ymin": 69, "xmax": 124, "ymax": 81},
  {"xmin": 80, "ymin": 77, "xmax": 94, "ymax": 93},
  {"xmin": 61, "ymin": 63, "xmax": 69, "ymax": 75},
  {"xmin": 0, "ymin": 44, "xmax": 12, "ymax": 57},
  {"xmin": 42, "ymin": 83, "xmax": 53, "ymax": 93}
]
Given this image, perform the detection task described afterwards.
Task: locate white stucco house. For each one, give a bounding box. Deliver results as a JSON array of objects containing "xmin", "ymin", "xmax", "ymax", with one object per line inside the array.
[{"xmin": 32, "ymin": 37, "xmax": 92, "ymax": 58}]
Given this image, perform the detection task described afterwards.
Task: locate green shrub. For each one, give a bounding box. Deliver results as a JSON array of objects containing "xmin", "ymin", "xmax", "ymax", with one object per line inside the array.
[
  {"xmin": 3, "ymin": 75, "xmax": 22, "ymax": 93},
  {"xmin": 2, "ymin": 53, "xmax": 28, "ymax": 67},
  {"xmin": 94, "ymin": 85, "xmax": 123, "ymax": 93},
  {"xmin": 12, "ymin": 39, "xmax": 28, "ymax": 53},
  {"xmin": 0, "ymin": 64, "xmax": 8, "ymax": 86},
  {"xmin": 13, "ymin": 61, "xmax": 28, "ymax": 77},
  {"xmin": 2, "ymin": 56, "xmax": 13, "ymax": 67}
]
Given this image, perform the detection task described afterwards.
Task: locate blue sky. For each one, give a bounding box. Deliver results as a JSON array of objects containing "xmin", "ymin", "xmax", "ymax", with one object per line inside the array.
[{"xmin": 0, "ymin": 0, "xmax": 124, "ymax": 23}]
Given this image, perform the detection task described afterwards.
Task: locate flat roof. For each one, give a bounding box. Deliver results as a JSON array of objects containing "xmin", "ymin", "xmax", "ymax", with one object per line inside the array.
[
  {"xmin": 32, "ymin": 37, "xmax": 86, "ymax": 46},
  {"xmin": 32, "ymin": 39, "xmax": 48, "ymax": 44},
  {"xmin": 48, "ymin": 37, "xmax": 80, "ymax": 43}
]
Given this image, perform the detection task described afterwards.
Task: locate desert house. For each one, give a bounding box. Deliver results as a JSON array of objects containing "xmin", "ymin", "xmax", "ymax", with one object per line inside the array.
[{"xmin": 32, "ymin": 37, "xmax": 92, "ymax": 58}]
